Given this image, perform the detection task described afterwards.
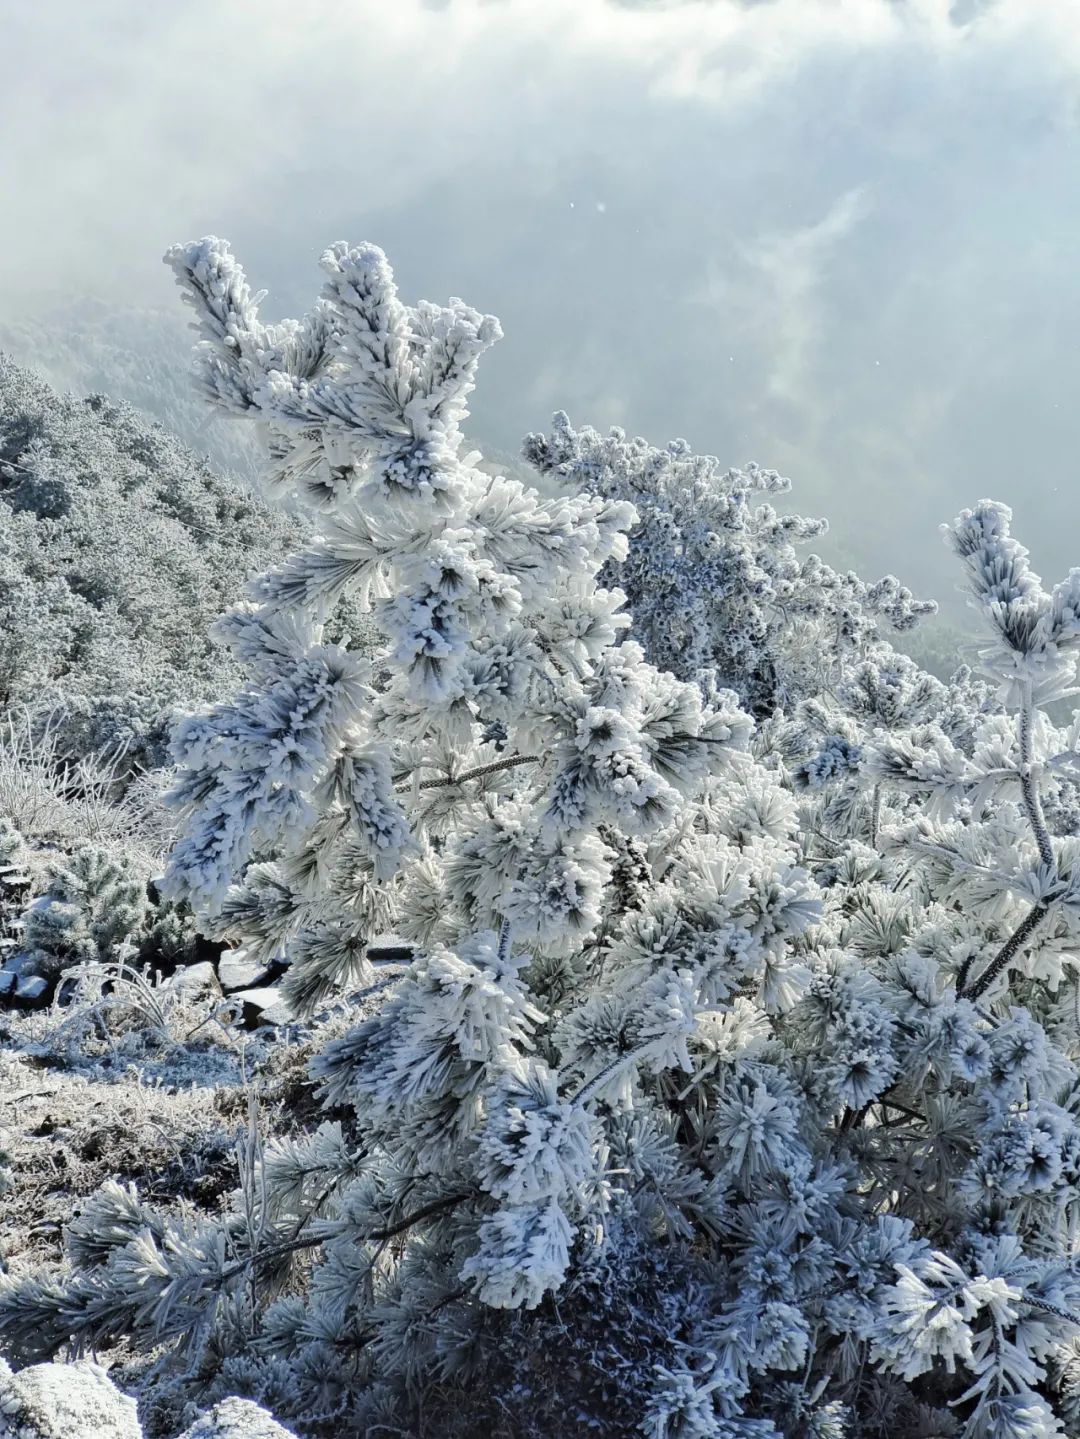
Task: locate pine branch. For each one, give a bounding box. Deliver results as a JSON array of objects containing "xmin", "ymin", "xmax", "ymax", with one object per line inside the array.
[
  {"xmin": 394, "ymin": 730, "xmax": 718, "ymax": 792},
  {"xmin": 218, "ymin": 1189, "xmax": 473, "ymax": 1284},
  {"xmin": 393, "ymin": 753, "xmax": 538, "ymax": 790},
  {"xmin": 960, "ymin": 900, "xmax": 1051, "ymax": 1002}
]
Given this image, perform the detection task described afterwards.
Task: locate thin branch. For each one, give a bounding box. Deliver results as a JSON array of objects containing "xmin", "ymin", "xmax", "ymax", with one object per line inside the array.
[
  {"xmin": 497, "ymin": 916, "xmax": 513, "ymax": 966},
  {"xmin": 961, "ymin": 901, "xmax": 1051, "ymax": 1002},
  {"xmin": 1024, "ymin": 1294, "xmax": 1080, "ymax": 1329},
  {"xmin": 878, "ymin": 1098, "xmax": 926, "ymax": 1125},
  {"xmin": 571, "ymin": 1039, "xmax": 658, "ymax": 1107},
  {"xmin": 1019, "ymin": 677, "xmax": 1055, "ymax": 870},
  {"xmin": 393, "ymin": 753, "xmax": 537, "ymax": 791},
  {"xmin": 390, "ymin": 725, "xmax": 731, "ymax": 798},
  {"xmin": 954, "ymin": 955, "xmax": 975, "ymax": 998},
  {"xmin": 959, "ymin": 683, "xmax": 1056, "ymax": 1003},
  {"xmin": 218, "ymin": 1189, "xmax": 472, "ymax": 1284}
]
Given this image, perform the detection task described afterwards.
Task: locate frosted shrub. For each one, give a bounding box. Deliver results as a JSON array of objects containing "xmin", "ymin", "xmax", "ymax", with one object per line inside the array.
[
  {"xmin": 524, "ymin": 414, "xmax": 935, "ymax": 717},
  {"xmin": 18, "ymin": 844, "xmax": 150, "ymax": 982},
  {"xmin": 4, "ymin": 835, "xmax": 201, "ymax": 1000}
]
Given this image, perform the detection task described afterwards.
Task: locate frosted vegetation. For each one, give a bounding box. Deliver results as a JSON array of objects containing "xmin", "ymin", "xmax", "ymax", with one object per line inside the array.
[{"xmin": 2, "ymin": 238, "xmax": 1080, "ymax": 1439}]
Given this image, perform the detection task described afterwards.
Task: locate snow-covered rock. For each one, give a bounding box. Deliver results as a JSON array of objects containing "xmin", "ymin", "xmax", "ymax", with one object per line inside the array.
[
  {"xmin": 177, "ymin": 1397, "xmax": 297, "ymax": 1439},
  {"xmin": 228, "ymin": 987, "xmax": 290, "ymax": 1027},
  {"xmin": 0, "ymin": 1358, "xmax": 139, "ymax": 1439},
  {"xmin": 216, "ymin": 953, "xmax": 271, "ymax": 992},
  {"xmin": 13, "ymin": 976, "xmax": 47, "ymax": 1003},
  {"xmin": 162, "ymin": 960, "xmax": 218, "ymax": 996}
]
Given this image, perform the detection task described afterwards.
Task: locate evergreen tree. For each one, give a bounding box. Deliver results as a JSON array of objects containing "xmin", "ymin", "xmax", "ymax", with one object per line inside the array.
[{"xmin": 523, "ymin": 414, "xmax": 935, "ymax": 718}]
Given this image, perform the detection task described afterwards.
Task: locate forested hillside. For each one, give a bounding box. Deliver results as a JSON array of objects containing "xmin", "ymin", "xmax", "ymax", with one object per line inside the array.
[
  {"xmin": 0, "ymin": 307, "xmax": 263, "ymax": 483},
  {"xmin": 0, "ymin": 356, "xmax": 303, "ymax": 764},
  {"xmin": 0, "ymin": 358, "xmax": 312, "ymax": 1026}
]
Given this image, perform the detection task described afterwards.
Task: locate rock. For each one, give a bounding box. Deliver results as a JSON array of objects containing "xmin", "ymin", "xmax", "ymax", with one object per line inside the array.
[
  {"xmin": 228, "ymin": 987, "xmax": 290, "ymax": 1028},
  {"xmin": 177, "ymin": 1397, "xmax": 298, "ymax": 1439},
  {"xmin": 216, "ymin": 953, "xmax": 271, "ymax": 992},
  {"xmin": 366, "ymin": 932, "xmax": 415, "ymax": 966},
  {"xmin": 0, "ymin": 963, "xmax": 51, "ymax": 1005},
  {"xmin": 0, "ymin": 1358, "xmax": 140, "ymax": 1439},
  {"xmin": 13, "ymin": 976, "xmax": 47, "ymax": 1003},
  {"xmin": 0, "ymin": 955, "xmax": 39, "ymax": 977},
  {"xmin": 162, "ymin": 961, "xmax": 218, "ymax": 996}
]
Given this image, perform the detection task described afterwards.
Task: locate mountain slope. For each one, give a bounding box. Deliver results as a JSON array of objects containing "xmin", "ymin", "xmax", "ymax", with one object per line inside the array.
[{"xmin": 0, "ymin": 355, "xmax": 303, "ymax": 764}]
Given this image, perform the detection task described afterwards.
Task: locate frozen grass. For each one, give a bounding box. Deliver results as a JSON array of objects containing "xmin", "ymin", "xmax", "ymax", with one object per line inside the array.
[
  {"xmin": 0, "ymin": 708, "xmax": 172, "ymax": 858},
  {"xmin": 0, "ymin": 1042, "xmax": 247, "ymax": 1277}
]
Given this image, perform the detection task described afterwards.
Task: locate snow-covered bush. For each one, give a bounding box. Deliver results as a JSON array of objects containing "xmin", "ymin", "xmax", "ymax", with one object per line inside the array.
[
  {"xmin": 524, "ymin": 414, "xmax": 936, "ymax": 717},
  {"xmin": 0, "ymin": 1356, "xmax": 140, "ymax": 1439},
  {"xmin": 1, "ymin": 835, "xmax": 203, "ymax": 1002},
  {"xmin": 16, "ymin": 845, "xmax": 151, "ymax": 982},
  {"xmin": 0, "ymin": 713, "xmax": 153, "ymax": 854},
  {"xmin": 0, "ymin": 711, "xmax": 204, "ymax": 1003},
  {"xmin": 0, "ymin": 719, "xmax": 207, "ymax": 1006},
  {"xmin": 4, "ymin": 242, "xmax": 1080, "ymax": 1439},
  {"xmin": 0, "ymin": 820, "xmax": 33, "ymax": 913}
]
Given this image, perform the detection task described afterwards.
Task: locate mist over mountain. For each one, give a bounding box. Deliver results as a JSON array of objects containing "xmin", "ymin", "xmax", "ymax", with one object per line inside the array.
[
  {"xmin": 0, "ymin": 304, "xmax": 262, "ymax": 484},
  {"xmin": 4, "ymin": 1, "xmax": 1080, "ymax": 611}
]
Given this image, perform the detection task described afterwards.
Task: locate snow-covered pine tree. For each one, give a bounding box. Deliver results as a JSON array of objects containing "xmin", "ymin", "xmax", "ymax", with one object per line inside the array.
[
  {"xmin": 146, "ymin": 236, "xmax": 751, "ymax": 1023},
  {"xmin": 0, "ymin": 240, "xmax": 811, "ymax": 1429},
  {"xmin": 519, "ymin": 414, "xmax": 961, "ymax": 940},
  {"xmin": 17, "ymin": 843, "xmax": 150, "ymax": 981}
]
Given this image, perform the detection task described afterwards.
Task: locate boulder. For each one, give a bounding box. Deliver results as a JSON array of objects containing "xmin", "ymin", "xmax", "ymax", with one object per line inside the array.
[
  {"xmin": 177, "ymin": 1397, "xmax": 297, "ymax": 1439},
  {"xmin": 216, "ymin": 953, "xmax": 272, "ymax": 992},
  {"xmin": 162, "ymin": 961, "xmax": 218, "ymax": 996},
  {"xmin": 0, "ymin": 1358, "xmax": 140, "ymax": 1439},
  {"xmin": 228, "ymin": 987, "xmax": 290, "ymax": 1028},
  {"xmin": 13, "ymin": 976, "xmax": 47, "ymax": 1003}
]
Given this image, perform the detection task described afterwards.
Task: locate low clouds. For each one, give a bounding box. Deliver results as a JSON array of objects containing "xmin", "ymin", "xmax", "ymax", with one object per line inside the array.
[
  {"xmin": 734, "ymin": 187, "xmax": 872, "ymax": 411},
  {"xmin": 3, "ymin": 0, "xmax": 1080, "ymax": 600}
]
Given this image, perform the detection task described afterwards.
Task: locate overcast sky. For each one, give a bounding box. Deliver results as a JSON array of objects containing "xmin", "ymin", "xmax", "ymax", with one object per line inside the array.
[{"xmin": 4, "ymin": 0, "xmax": 1080, "ymax": 601}]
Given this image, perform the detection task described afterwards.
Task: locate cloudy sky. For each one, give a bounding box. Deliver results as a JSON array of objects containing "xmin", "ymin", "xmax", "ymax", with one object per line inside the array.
[{"xmin": 4, "ymin": 0, "xmax": 1080, "ymax": 602}]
